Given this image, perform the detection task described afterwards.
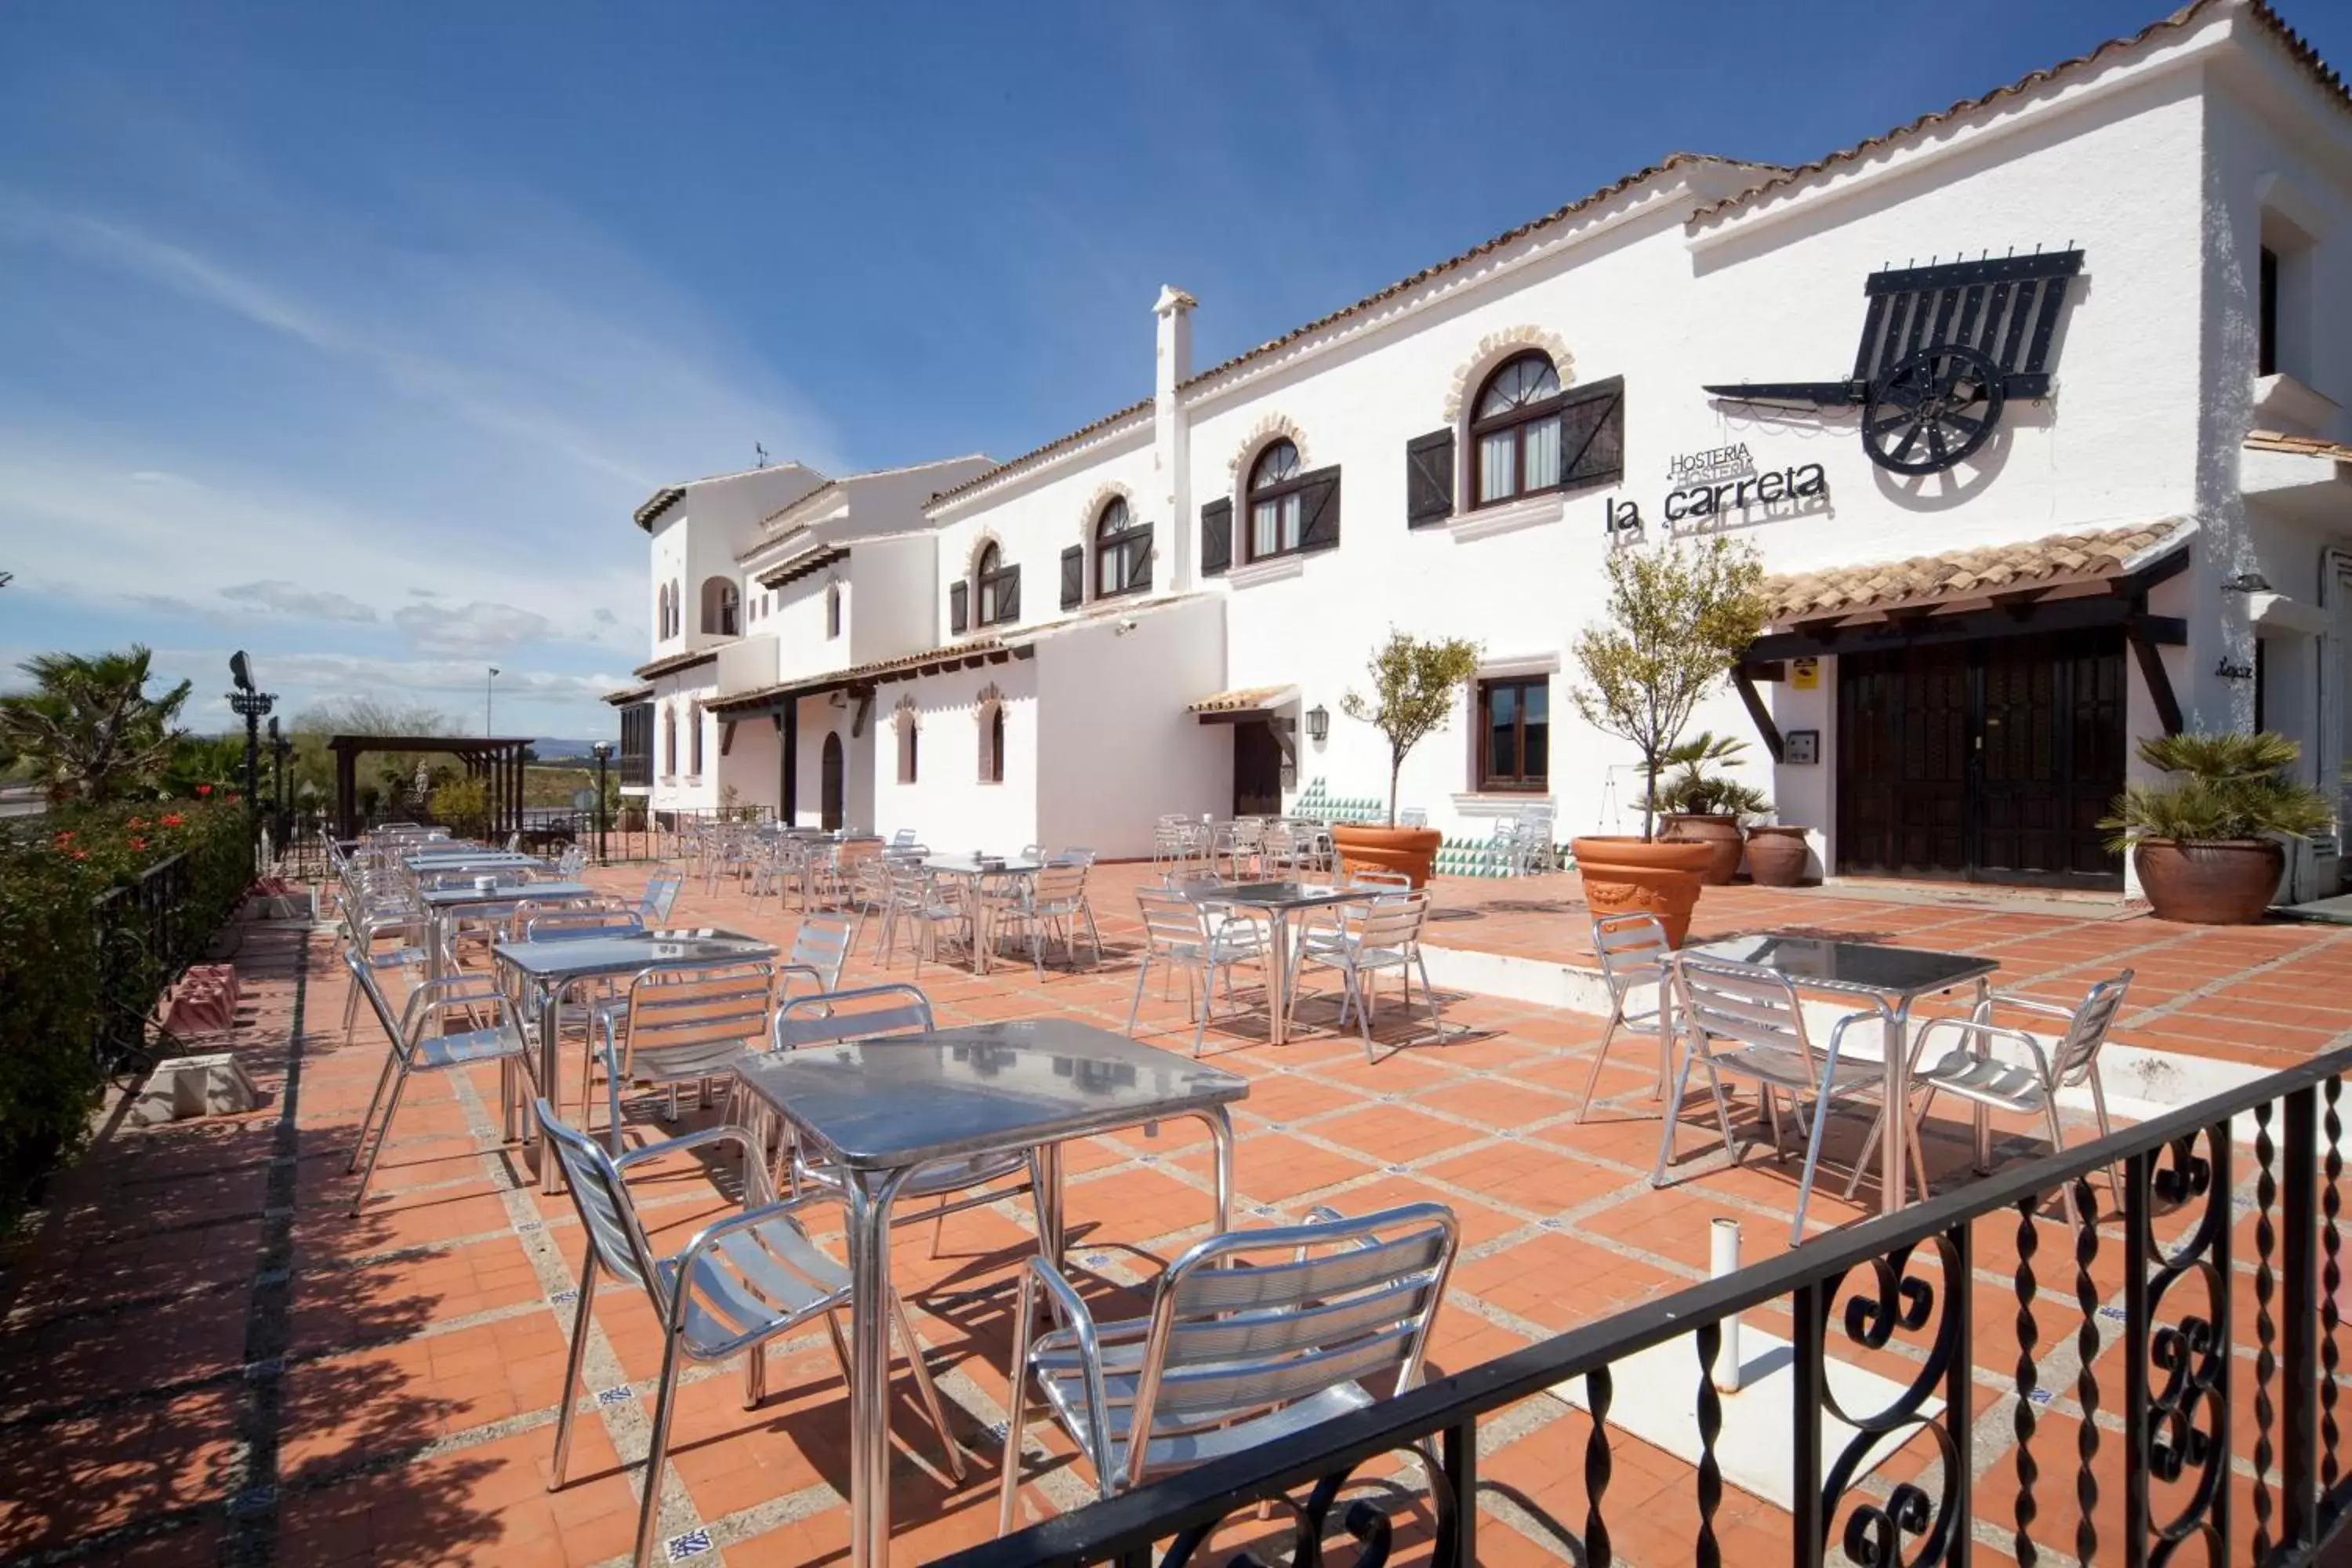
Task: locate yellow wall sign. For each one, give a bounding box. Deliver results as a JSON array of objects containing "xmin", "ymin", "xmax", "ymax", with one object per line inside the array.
[{"xmin": 1790, "ymin": 656, "xmax": 1821, "ymax": 691}]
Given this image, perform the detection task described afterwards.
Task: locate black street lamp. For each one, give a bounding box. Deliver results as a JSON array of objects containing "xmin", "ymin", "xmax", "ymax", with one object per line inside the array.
[
  {"xmin": 591, "ymin": 741, "xmax": 612, "ymax": 865},
  {"xmin": 227, "ymin": 652, "xmax": 274, "ymax": 858}
]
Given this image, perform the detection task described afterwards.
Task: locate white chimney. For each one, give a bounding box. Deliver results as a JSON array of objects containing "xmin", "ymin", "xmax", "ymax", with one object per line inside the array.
[{"xmin": 1154, "ymin": 285, "xmax": 1196, "ymax": 590}]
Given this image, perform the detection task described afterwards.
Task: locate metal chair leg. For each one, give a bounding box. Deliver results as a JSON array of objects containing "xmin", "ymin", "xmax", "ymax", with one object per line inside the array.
[
  {"xmin": 549, "ymin": 1254, "xmax": 600, "ymax": 1487},
  {"xmin": 347, "ymin": 1062, "xmax": 411, "ymax": 1215},
  {"xmin": 996, "ymin": 1265, "xmax": 1036, "ymax": 1536},
  {"xmin": 348, "ymin": 1045, "xmax": 401, "ymax": 1173},
  {"xmin": 631, "ymin": 1330, "xmax": 686, "ymax": 1568},
  {"xmin": 1124, "ymin": 952, "xmax": 1152, "ymax": 1035},
  {"xmin": 891, "ymin": 1287, "xmax": 967, "ymax": 1483},
  {"xmin": 1576, "ymin": 1006, "xmax": 1626, "ymax": 1124}
]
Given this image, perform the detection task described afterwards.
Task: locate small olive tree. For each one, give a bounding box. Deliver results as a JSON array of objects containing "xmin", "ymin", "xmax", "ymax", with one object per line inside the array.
[
  {"xmin": 1569, "ymin": 536, "xmax": 1771, "ymax": 841},
  {"xmin": 1341, "ymin": 630, "xmax": 1483, "ymax": 827}
]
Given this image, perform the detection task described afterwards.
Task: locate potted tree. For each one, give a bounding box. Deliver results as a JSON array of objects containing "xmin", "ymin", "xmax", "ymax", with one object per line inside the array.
[
  {"xmin": 2100, "ymin": 731, "xmax": 2332, "ymax": 924},
  {"xmin": 1332, "ymin": 630, "xmax": 1483, "ymax": 887},
  {"xmin": 1646, "ymin": 731, "xmax": 1769, "ymax": 886},
  {"xmin": 1568, "ymin": 537, "xmax": 1771, "ymax": 942}
]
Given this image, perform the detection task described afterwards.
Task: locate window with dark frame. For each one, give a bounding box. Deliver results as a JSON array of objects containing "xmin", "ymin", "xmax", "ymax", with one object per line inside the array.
[
  {"xmin": 898, "ymin": 716, "xmax": 918, "ymax": 784},
  {"xmin": 1247, "ymin": 441, "xmax": 1305, "ymax": 561},
  {"xmin": 1094, "ymin": 497, "xmax": 1151, "ymax": 597},
  {"xmin": 2259, "ymin": 246, "xmax": 2279, "ymax": 378},
  {"xmin": 826, "ymin": 580, "xmax": 842, "ymax": 639},
  {"xmin": 662, "ymin": 705, "xmax": 677, "ymax": 775},
  {"xmin": 975, "ymin": 542, "xmax": 1018, "ymax": 626},
  {"xmin": 688, "ymin": 702, "xmax": 703, "ymax": 776},
  {"xmin": 1477, "ymin": 676, "xmax": 1549, "ymax": 791},
  {"xmin": 982, "ymin": 705, "xmax": 1005, "ymax": 783}
]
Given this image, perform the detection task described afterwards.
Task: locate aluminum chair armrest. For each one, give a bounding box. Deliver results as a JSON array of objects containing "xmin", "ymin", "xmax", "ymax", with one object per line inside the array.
[
  {"xmin": 1914, "ymin": 1016, "xmax": 2055, "ymax": 1082},
  {"xmin": 666, "ymin": 1191, "xmax": 844, "ymax": 1330},
  {"xmin": 1818, "ymin": 1004, "xmax": 1896, "ymax": 1073},
  {"xmin": 397, "ymin": 974, "xmax": 507, "ymax": 1037},
  {"xmin": 1021, "ymin": 1254, "xmax": 1117, "ymax": 1474},
  {"xmin": 1980, "ymin": 991, "xmax": 2082, "ymax": 1024},
  {"xmin": 613, "ymin": 1120, "xmax": 768, "ymax": 1172}
]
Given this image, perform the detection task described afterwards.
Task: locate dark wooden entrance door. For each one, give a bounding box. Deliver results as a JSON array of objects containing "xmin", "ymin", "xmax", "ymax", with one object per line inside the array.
[
  {"xmin": 1232, "ymin": 722, "xmax": 1283, "ymax": 818},
  {"xmin": 819, "ymin": 732, "xmax": 844, "ymax": 832},
  {"xmin": 1836, "ymin": 630, "xmax": 2124, "ymax": 889}
]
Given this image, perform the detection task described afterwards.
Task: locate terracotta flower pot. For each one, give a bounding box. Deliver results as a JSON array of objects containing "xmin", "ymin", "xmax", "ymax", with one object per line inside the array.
[
  {"xmin": 1570, "ymin": 836, "xmax": 1715, "ymax": 946},
  {"xmin": 2133, "ymin": 839, "xmax": 2284, "ymax": 925},
  {"xmin": 1659, "ymin": 813, "xmax": 1744, "ymax": 886},
  {"xmin": 1330, "ymin": 823, "xmax": 1443, "ymax": 887},
  {"xmin": 1744, "ymin": 823, "xmax": 1813, "ymax": 887}
]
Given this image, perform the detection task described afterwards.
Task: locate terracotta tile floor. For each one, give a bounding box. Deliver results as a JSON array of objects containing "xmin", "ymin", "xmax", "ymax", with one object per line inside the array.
[{"xmin": 3, "ymin": 858, "xmax": 2348, "ymax": 1565}]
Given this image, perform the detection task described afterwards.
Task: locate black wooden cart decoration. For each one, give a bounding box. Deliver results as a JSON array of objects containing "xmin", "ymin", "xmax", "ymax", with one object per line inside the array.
[{"xmin": 1705, "ymin": 248, "xmax": 2084, "ymax": 475}]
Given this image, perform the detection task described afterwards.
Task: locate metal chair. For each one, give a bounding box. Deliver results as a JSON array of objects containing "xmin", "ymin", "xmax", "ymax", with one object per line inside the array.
[
  {"xmin": 521, "ymin": 907, "xmax": 646, "ymax": 942},
  {"xmin": 1575, "ymin": 913, "xmax": 1671, "ymax": 1122},
  {"xmin": 784, "ymin": 912, "xmax": 854, "ymax": 996},
  {"xmin": 595, "ymin": 963, "xmax": 776, "ymax": 1149},
  {"xmin": 767, "ymin": 985, "xmax": 1040, "ymax": 1255},
  {"xmin": 1847, "ymin": 971, "xmax": 2133, "ymax": 1225},
  {"xmin": 1011, "ymin": 861, "xmax": 1103, "ymax": 977},
  {"xmin": 535, "ymin": 1104, "xmax": 964, "ymax": 1568},
  {"xmin": 344, "ymin": 960, "xmax": 535, "ymax": 1215},
  {"xmin": 1650, "ymin": 954, "xmax": 1895, "ymax": 1245},
  {"xmin": 337, "ymin": 902, "xmax": 428, "ymax": 1046},
  {"xmin": 1126, "ymin": 888, "xmax": 1268, "ymax": 1055},
  {"xmin": 1288, "ymin": 892, "xmax": 1445, "ymax": 1061},
  {"xmin": 876, "ymin": 860, "xmax": 967, "ymax": 978},
  {"xmin": 637, "ymin": 870, "xmax": 684, "ymax": 926},
  {"xmin": 996, "ymin": 1202, "xmax": 1459, "ymax": 1534}
]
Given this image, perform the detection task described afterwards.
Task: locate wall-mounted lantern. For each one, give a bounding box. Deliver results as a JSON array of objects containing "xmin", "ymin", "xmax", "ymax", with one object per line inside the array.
[{"xmin": 1305, "ymin": 704, "xmax": 1329, "ymax": 744}]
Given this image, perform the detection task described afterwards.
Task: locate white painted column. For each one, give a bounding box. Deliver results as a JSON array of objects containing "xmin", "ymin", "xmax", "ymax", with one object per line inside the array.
[{"xmin": 1155, "ymin": 285, "xmax": 1196, "ymax": 592}]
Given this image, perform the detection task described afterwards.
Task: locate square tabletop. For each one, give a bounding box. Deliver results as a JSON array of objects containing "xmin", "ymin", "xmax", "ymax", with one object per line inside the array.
[
  {"xmin": 493, "ymin": 927, "xmax": 779, "ymax": 981},
  {"xmin": 1180, "ymin": 879, "xmax": 1359, "ymax": 913},
  {"xmin": 1680, "ymin": 935, "xmax": 1998, "ymax": 1000},
  {"xmin": 733, "ymin": 1019, "xmax": 1248, "ymax": 1171},
  {"xmin": 406, "ymin": 851, "xmax": 542, "ymax": 869},
  {"xmin": 419, "ymin": 879, "xmax": 596, "ymax": 909},
  {"xmin": 920, "ymin": 853, "xmax": 1044, "ymax": 877}
]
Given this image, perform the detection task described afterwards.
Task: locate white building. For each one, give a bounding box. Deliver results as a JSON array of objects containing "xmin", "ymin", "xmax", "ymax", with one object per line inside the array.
[{"xmin": 614, "ymin": 0, "xmax": 2352, "ymax": 894}]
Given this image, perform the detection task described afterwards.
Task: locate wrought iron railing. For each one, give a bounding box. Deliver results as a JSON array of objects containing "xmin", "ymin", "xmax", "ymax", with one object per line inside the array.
[
  {"xmin": 88, "ymin": 851, "xmax": 192, "ymax": 1073},
  {"xmin": 931, "ymin": 1044, "xmax": 2352, "ymax": 1568}
]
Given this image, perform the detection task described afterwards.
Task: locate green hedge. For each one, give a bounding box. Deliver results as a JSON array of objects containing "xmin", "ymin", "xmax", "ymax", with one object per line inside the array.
[{"xmin": 0, "ymin": 801, "xmax": 251, "ymax": 1218}]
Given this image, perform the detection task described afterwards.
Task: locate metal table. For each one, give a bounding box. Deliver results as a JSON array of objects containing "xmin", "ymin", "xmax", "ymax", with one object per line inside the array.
[
  {"xmin": 405, "ymin": 849, "xmax": 542, "ymax": 873},
  {"xmin": 493, "ymin": 928, "xmax": 779, "ymax": 1191},
  {"xmin": 1652, "ymin": 935, "xmax": 1998, "ymax": 1215},
  {"xmin": 917, "ymin": 854, "xmax": 1044, "ymax": 974},
  {"xmin": 1178, "ymin": 880, "xmax": 1359, "ymax": 1046},
  {"xmin": 730, "ymin": 1019, "xmax": 1247, "ymax": 1568},
  {"xmin": 419, "ymin": 880, "xmax": 598, "ymax": 988}
]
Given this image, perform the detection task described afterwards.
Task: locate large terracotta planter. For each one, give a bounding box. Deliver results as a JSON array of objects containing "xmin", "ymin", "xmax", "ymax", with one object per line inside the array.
[
  {"xmin": 1744, "ymin": 824, "xmax": 1813, "ymax": 887},
  {"xmin": 1330, "ymin": 823, "xmax": 1443, "ymax": 888},
  {"xmin": 2134, "ymin": 838, "xmax": 2284, "ymax": 925},
  {"xmin": 1659, "ymin": 813, "xmax": 1744, "ymax": 886},
  {"xmin": 1571, "ymin": 836, "xmax": 1715, "ymax": 946}
]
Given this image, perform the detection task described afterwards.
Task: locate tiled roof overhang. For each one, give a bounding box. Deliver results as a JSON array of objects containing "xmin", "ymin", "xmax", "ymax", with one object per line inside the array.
[
  {"xmin": 631, "ymin": 648, "xmax": 719, "ymax": 681},
  {"xmin": 706, "ymin": 638, "xmax": 1034, "ymax": 717},
  {"xmin": 633, "ymin": 486, "xmax": 687, "ymax": 532},
  {"xmin": 602, "ymin": 684, "xmax": 654, "ymax": 707},
  {"xmin": 754, "ymin": 545, "xmax": 849, "ymax": 590}
]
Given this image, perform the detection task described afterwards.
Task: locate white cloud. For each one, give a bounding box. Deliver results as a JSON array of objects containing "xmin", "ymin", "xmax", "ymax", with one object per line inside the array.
[
  {"xmin": 391, "ymin": 599, "xmax": 550, "ymax": 654},
  {"xmin": 220, "ymin": 579, "xmax": 378, "ymax": 622}
]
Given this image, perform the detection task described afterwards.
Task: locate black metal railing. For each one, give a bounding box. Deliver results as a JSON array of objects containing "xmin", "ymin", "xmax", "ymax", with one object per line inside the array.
[
  {"xmin": 932, "ymin": 1044, "xmax": 2352, "ymax": 1568},
  {"xmin": 89, "ymin": 851, "xmax": 192, "ymax": 1073}
]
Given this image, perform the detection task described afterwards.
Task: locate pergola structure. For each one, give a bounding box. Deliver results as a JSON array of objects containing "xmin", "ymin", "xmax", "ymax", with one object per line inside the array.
[{"xmin": 326, "ymin": 734, "xmax": 536, "ymax": 841}]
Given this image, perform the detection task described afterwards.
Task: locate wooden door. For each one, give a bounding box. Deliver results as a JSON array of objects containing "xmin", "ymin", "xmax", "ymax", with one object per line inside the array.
[
  {"xmin": 1838, "ymin": 644, "xmax": 1968, "ymax": 877},
  {"xmin": 1232, "ymin": 723, "xmax": 1283, "ymax": 818},
  {"xmin": 820, "ymin": 732, "xmax": 844, "ymax": 832}
]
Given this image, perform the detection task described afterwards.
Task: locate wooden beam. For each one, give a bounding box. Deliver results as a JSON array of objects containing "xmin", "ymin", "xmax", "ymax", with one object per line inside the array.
[
  {"xmin": 1753, "ymin": 594, "xmax": 2179, "ymax": 662},
  {"xmin": 2126, "ymin": 616, "xmax": 2185, "ymax": 736},
  {"xmin": 1732, "ymin": 666, "xmax": 1786, "ymax": 764}
]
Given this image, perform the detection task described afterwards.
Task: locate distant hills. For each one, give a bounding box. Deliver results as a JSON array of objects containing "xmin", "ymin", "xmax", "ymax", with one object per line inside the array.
[{"xmin": 528, "ymin": 739, "xmax": 608, "ymax": 762}]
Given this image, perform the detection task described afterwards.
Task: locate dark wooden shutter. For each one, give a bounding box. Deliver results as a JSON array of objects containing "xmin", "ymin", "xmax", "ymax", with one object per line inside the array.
[
  {"xmin": 1059, "ymin": 546, "xmax": 1083, "ymax": 611},
  {"xmin": 1406, "ymin": 430, "xmax": 1454, "ymax": 525},
  {"xmin": 949, "ymin": 580, "xmax": 968, "ymax": 633},
  {"xmin": 1201, "ymin": 499, "xmax": 1232, "ymax": 576},
  {"xmin": 1559, "ymin": 376, "xmax": 1625, "ymax": 488},
  {"xmin": 1296, "ymin": 466, "xmax": 1341, "ymax": 554},
  {"xmin": 1135, "ymin": 528, "xmax": 1153, "ymax": 592},
  {"xmin": 998, "ymin": 564, "xmax": 1020, "ymax": 622}
]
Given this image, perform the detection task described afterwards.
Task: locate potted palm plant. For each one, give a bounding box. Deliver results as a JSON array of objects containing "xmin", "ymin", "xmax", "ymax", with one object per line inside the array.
[
  {"xmin": 1331, "ymin": 630, "xmax": 1483, "ymax": 887},
  {"xmin": 1646, "ymin": 731, "xmax": 1770, "ymax": 886},
  {"xmin": 1568, "ymin": 538, "xmax": 1771, "ymax": 942},
  {"xmin": 2100, "ymin": 731, "xmax": 2332, "ymax": 924}
]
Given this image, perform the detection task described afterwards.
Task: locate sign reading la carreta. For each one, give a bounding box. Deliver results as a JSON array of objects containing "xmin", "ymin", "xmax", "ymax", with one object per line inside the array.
[{"xmin": 1604, "ymin": 458, "xmax": 1830, "ymax": 536}]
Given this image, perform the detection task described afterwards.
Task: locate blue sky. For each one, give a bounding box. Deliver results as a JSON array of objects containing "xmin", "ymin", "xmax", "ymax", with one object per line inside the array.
[{"xmin": 4, "ymin": 1, "xmax": 2343, "ymax": 739}]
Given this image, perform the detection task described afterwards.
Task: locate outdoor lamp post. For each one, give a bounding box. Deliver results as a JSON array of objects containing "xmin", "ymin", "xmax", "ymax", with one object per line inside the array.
[
  {"xmin": 227, "ymin": 652, "xmax": 274, "ymax": 861},
  {"xmin": 485, "ymin": 666, "xmax": 500, "ymax": 735},
  {"xmin": 591, "ymin": 741, "xmax": 612, "ymax": 865}
]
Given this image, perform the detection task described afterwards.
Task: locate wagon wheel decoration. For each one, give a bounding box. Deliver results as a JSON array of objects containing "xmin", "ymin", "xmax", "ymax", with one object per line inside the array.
[{"xmin": 1863, "ymin": 346, "xmax": 2005, "ymax": 475}]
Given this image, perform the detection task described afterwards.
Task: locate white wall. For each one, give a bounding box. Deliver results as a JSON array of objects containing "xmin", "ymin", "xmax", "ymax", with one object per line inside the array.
[
  {"xmin": 1037, "ymin": 595, "xmax": 1231, "ymax": 858},
  {"xmin": 871, "ymin": 662, "xmax": 1041, "ymax": 851},
  {"xmin": 929, "ymin": 426, "xmax": 1159, "ymax": 646}
]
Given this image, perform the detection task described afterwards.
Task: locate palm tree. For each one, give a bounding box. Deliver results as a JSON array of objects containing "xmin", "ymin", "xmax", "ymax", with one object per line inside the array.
[{"xmin": 0, "ymin": 647, "xmax": 193, "ymax": 804}]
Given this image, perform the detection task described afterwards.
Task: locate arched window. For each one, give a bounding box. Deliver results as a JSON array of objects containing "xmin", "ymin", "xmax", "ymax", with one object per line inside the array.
[
  {"xmin": 1247, "ymin": 441, "xmax": 1305, "ymax": 560},
  {"xmin": 978, "ymin": 698, "xmax": 1006, "ymax": 784},
  {"xmin": 826, "ymin": 580, "xmax": 843, "ymax": 640},
  {"xmin": 1094, "ymin": 497, "xmax": 1151, "ymax": 598},
  {"xmin": 688, "ymin": 701, "xmax": 704, "ymax": 776},
  {"xmin": 896, "ymin": 706, "xmax": 920, "ymax": 784},
  {"xmin": 662, "ymin": 705, "xmax": 677, "ymax": 775},
  {"xmin": 700, "ymin": 577, "xmax": 739, "ymax": 636},
  {"xmin": 1471, "ymin": 351, "xmax": 1565, "ymax": 506},
  {"xmin": 975, "ymin": 542, "xmax": 1017, "ymax": 625},
  {"xmin": 655, "ymin": 583, "xmax": 671, "ymax": 640}
]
